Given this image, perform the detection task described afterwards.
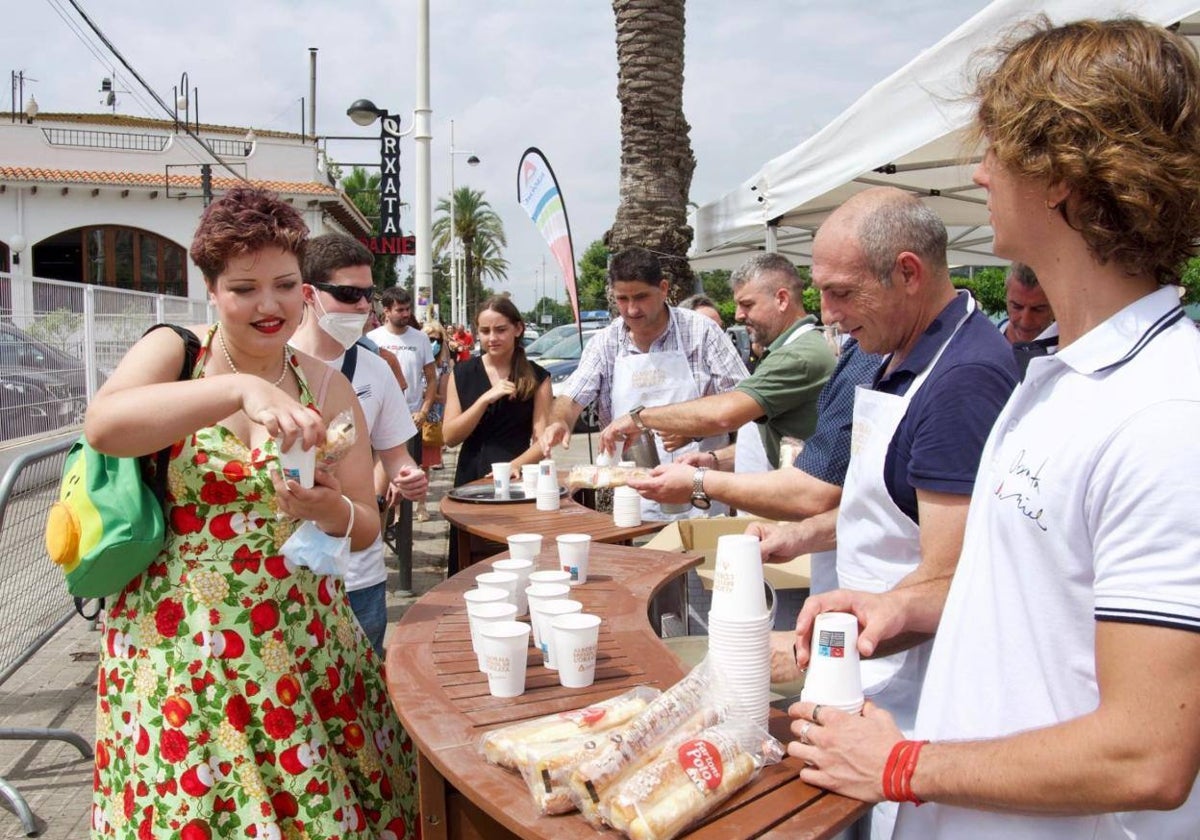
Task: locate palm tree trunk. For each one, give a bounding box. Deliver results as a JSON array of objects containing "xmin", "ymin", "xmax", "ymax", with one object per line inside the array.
[{"xmin": 607, "ymin": 0, "xmax": 696, "ymax": 301}]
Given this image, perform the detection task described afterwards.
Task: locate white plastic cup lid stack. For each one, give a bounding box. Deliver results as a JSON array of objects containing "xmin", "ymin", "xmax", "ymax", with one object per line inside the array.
[
  {"xmin": 707, "ymin": 533, "xmax": 773, "ymax": 729},
  {"xmin": 612, "ymin": 485, "xmax": 642, "ymax": 527},
  {"xmin": 799, "ymin": 611, "xmax": 865, "ymax": 715}
]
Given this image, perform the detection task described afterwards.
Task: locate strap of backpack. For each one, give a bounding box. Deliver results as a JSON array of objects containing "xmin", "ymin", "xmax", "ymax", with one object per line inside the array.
[
  {"xmin": 74, "ymin": 596, "xmax": 103, "ymax": 621},
  {"xmin": 340, "ymin": 343, "xmax": 358, "ymax": 381},
  {"xmin": 139, "ymin": 324, "xmax": 201, "ymax": 511}
]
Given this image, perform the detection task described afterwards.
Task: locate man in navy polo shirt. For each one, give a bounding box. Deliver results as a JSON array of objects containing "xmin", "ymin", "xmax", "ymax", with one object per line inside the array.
[{"xmin": 777, "ymin": 187, "xmax": 1017, "ymax": 839}]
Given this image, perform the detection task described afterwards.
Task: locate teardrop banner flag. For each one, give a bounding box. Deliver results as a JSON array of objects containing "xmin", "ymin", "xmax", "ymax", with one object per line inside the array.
[{"xmin": 517, "ymin": 148, "xmax": 580, "ymax": 324}]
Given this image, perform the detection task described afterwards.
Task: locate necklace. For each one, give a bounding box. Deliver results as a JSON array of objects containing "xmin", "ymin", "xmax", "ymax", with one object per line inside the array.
[{"xmin": 217, "ymin": 325, "xmax": 290, "ymax": 387}]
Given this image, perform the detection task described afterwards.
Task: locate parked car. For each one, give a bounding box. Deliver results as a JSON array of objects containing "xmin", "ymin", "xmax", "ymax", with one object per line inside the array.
[
  {"xmin": 525, "ymin": 324, "xmax": 581, "ymax": 359},
  {"xmin": 0, "ymin": 322, "xmax": 92, "ymax": 439},
  {"xmin": 542, "ymin": 330, "xmax": 602, "ymax": 432}
]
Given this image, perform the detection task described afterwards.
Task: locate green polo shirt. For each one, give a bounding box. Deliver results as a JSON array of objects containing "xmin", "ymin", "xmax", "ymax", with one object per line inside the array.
[{"xmin": 734, "ymin": 315, "xmax": 836, "ymax": 467}]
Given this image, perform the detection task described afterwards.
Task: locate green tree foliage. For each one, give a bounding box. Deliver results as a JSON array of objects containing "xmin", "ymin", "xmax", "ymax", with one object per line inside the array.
[
  {"xmin": 952, "ymin": 267, "xmax": 1007, "ymax": 316},
  {"xmin": 432, "ymin": 187, "xmax": 508, "ymax": 322},
  {"xmin": 524, "ymin": 297, "xmax": 576, "ymax": 328},
  {"xmin": 1179, "ymin": 257, "xmax": 1200, "ymax": 304},
  {"xmin": 577, "ymin": 239, "xmax": 611, "ymax": 311},
  {"xmin": 339, "ymin": 167, "xmax": 398, "ymax": 289}
]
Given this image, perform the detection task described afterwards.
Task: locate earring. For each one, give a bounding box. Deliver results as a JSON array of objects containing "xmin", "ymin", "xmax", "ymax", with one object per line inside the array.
[{"xmin": 1045, "ymin": 200, "xmax": 1059, "ymax": 211}]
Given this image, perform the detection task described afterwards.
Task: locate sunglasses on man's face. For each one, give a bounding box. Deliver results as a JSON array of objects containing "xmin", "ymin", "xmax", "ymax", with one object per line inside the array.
[{"xmin": 311, "ymin": 282, "xmax": 378, "ymax": 304}]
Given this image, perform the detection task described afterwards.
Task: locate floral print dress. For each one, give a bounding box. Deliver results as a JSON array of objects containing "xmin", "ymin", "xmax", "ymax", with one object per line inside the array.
[{"xmin": 92, "ymin": 327, "xmax": 418, "ymax": 840}]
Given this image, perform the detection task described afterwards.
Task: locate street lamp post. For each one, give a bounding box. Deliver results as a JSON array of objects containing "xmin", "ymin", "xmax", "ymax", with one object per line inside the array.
[{"xmin": 448, "ymin": 119, "xmax": 480, "ymax": 327}]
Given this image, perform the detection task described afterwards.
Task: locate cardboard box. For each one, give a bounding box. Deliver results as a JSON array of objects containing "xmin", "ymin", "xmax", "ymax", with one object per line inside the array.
[{"xmin": 643, "ymin": 516, "xmax": 811, "ymax": 591}]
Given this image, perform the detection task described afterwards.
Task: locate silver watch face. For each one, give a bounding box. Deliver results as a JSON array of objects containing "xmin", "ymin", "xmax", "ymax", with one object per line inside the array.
[{"xmin": 691, "ymin": 493, "xmax": 711, "ymax": 510}]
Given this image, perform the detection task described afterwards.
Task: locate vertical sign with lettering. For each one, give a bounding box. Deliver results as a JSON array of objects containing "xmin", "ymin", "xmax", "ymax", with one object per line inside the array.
[{"xmin": 379, "ymin": 114, "xmax": 403, "ymax": 236}]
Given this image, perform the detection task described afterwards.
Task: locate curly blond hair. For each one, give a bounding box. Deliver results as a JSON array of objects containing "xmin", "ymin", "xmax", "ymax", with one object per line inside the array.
[{"xmin": 971, "ymin": 17, "xmax": 1200, "ymax": 285}]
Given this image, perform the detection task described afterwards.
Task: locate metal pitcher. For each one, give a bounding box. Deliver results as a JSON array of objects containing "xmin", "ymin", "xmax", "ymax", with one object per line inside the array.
[{"xmin": 622, "ymin": 430, "xmax": 660, "ymax": 469}]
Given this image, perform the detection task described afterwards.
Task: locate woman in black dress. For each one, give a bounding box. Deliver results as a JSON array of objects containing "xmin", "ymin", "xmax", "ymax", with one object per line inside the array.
[{"xmin": 443, "ymin": 295, "xmax": 551, "ymax": 489}]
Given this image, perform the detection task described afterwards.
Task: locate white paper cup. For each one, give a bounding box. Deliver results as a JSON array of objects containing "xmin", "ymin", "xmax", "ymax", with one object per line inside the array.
[
  {"xmin": 278, "ymin": 440, "xmax": 316, "ymax": 489},
  {"xmin": 491, "ymin": 558, "xmax": 534, "ymax": 615},
  {"xmin": 710, "ymin": 534, "xmax": 768, "ymax": 618},
  {"xmin": 521, "ymin": 465, "xmax": 539, "ymax": 496},
  {"xmin": 528, "ymin": 569, "xmax": 571, "ymax": 587},
  {"xmin": 530, "ymin": 599, "xmax": 583, "ymax": 669},
  {"xmin": 491, "ymin": 462, "xmax": 512, "ymax": 498},
  {"xmin": 551, "ymin": 613, "xmax": 602, "ymax": 688},
  {"xmin": 468, "ymin": 600, "xmax": 518, "ymax": 671},
  {"xmin": 556, "ymin": 534, "xmax": 592, "ymax": 585},
  {"xmin": 659, "ymin": 501, "xmax": 692, "ymax": 516},
  {"xmin": 613, "ymin": 486, "xmax": 642, "ymax": 527},
  {"xmin": 475, "ymin": 570, "xmax": 520, "ymax": 607},
  {"xmin": 525, "ymin": 582, "xmax": 572, "ymax": 647},
  {"xmin": 799, "ymin": 611, "xmax": 864, "ymax": 714},
  {"xmin": 479, "ymin": 620, "xmax": 531, "ymax": 697},
  {"xmin": 507, "ymin": 533, "xmax": 543, "ymax": 561}
]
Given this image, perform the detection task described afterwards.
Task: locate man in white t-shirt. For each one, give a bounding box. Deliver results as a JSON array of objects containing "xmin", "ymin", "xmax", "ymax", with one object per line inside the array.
[{"xmin": 293, "ymin": 235, "xmax": 428, "ymax": 654}]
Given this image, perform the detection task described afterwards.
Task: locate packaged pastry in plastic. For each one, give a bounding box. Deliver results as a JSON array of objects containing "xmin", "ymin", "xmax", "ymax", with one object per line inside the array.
[
  {"xmin": 569, "ymin": 658, "xmax": 734, "ymax": 826},
  {"xmin": 604, "ymin": 720, "xmax": 785, "ymax": 840},
  {"xmin": 479, "ymin": 686, "xmax": 659, "ymax": 771},
  {"xmin": 317, "ymin": 409, "xmax": 357, "ymax": 469},
  {"xmin": 567, "ymin": 463, "xmax": 652, "ymax": 490}
]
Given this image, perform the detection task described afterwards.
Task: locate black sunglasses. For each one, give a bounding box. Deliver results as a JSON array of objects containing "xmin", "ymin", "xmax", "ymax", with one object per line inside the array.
[{"xmin": 311, "ymin": 282, "xmax": 378, "ymax": 304}]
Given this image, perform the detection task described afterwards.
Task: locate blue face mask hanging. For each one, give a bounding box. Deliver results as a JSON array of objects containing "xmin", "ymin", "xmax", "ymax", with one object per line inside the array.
[
  {"xmin": 431, "ymin": 340, "xmax": 442, "ymax": 356},
  {"xmin": 280, "ymin": 495, "xmax": 355, "ymax": 577}
]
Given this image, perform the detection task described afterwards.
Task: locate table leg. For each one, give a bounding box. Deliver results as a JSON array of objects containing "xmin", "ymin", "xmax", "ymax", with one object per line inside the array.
[{"xmin": 417, "ymin": 750, "xmax": 449, "ymax": 840}]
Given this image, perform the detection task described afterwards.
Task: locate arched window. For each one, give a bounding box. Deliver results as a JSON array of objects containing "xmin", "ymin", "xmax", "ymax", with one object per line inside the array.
[{"xmin": 33, "ymin": 226, "xmax": 187, "ymax": 296}]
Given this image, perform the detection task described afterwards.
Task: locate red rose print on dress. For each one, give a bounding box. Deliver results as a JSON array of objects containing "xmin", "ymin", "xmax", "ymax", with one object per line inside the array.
[
  {"xmin": 225, "ymin": 694, "xmax": 251, "ymax": 732},
  {"xmin": 263, "ymin": 705, "xmax": 296, "ymax": 740},
  {"xmin": 159, "ymin": 729, "xmax": 188, "ymax": 763},
  {"xmin": 155, "ymin": 599, "xmax": 185, "ymax": 637},
  {"xmin": 199, "ymin": 474, "xmax": 239, "ymax": 506}
]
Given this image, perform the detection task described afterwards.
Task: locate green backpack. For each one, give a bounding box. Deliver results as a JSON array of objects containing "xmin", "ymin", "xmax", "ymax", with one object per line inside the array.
[{"xmin": 44, "ymin": 324, "xmax": 199, "ymax": 608}]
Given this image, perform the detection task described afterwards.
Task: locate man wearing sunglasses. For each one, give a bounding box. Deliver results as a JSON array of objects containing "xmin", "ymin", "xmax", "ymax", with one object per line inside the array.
[{"xmin": 291, "ymin": 233, "xmax": 428, "ymax": 654}]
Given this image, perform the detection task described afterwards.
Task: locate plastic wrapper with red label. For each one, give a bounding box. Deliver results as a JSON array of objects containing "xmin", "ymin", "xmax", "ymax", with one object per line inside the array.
[
  {"xmin": 568, "ymin": 657, "xmax": 735, "ymax": 827},
  {"xmin": 567, "ymin": 464, "xmax": 652, "ymax": 491},
  {"xmin": 604, "ymin": 720, "xmax": 785, "ymax": 840},
  {"xmin": 478, "ymin": 686, "xmax": 659, "ymax": 771}
]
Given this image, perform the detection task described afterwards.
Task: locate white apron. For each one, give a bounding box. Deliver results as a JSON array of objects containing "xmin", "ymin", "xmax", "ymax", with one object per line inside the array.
[
  {"xmin": 612, "ymin": 330, "xmax": 726, "ymax": 521},
  {"xmin": 837, "ymin": 297, "xmax": 973, "ymax": 840}
]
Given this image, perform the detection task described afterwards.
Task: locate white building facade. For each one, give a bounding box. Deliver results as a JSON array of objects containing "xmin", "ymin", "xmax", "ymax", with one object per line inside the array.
[{"xmin": 0, "ymin": 111, "xmax": 370, "ymax": 313}]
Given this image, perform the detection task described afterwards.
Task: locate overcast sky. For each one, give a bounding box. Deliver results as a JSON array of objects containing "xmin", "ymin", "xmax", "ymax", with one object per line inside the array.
[{"xmin": 7, "ymin": 0, "xmax": 992, "ymax": 310}]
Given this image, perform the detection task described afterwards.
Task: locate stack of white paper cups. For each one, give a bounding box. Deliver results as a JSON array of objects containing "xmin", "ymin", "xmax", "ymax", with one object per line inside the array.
[
  {"xmin": 612, "ymin": 485, "xmax": 642, "ymax": 527},
  {"xmin": 799, "ymin": 612, "xmax": 864, "ymax": 715},
  {"xmin": 521, "ymin": 465, "xmax": 539, "ymax": 497},
  {"xmin": 535, "ymin": 458, "xmax": 560, "ymax": 511},
  {"xmin": 706, "ymin": 533, "xmax": 773, "ymax": 729},
  {"xmin": 491, "ymin": 558, "xmax": 534, "ymax": 616}
]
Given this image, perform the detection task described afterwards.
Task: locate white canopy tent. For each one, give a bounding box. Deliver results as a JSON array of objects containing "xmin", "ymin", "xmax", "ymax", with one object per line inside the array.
[{"xmin": 689, "ymin": 0, "xmax": 1200, "ymax": 270}]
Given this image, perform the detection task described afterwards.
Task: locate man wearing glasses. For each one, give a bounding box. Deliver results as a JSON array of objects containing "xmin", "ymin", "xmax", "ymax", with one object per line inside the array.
[{"xmin": 291, "ymin": 234, "xmax": 428, "ymax": 653}]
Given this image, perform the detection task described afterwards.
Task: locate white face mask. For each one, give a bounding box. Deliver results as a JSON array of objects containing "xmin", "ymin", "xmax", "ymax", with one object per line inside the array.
[{"xmin": 315, "ymin": 296, "xmax": 368, "ymax": 350}]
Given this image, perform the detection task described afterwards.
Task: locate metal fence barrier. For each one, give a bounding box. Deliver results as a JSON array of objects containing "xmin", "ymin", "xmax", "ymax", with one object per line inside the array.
[{"xmin": 0, "ymin": 437, "xmax": 92, "ymax": 836}]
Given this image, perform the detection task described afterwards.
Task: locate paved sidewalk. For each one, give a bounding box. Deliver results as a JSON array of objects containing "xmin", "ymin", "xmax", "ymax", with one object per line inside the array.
[{"xmin": 0, "ymin": 447, "xmax": 465, "ymax": 839}]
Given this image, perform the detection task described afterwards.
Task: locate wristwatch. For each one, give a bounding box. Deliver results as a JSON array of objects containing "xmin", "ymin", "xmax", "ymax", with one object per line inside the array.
[
  {"xmin": 691, "ymin": 467, "xmax": 711, "ymax": 510},
  {"xmin": 629, "ymin": 404, "xmax": 649, "ymax": 432}
]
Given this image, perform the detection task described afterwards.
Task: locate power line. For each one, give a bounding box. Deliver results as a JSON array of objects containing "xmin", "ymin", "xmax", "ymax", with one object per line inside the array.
[{"xmin": 61, "ymin": 0, "xmax": 247, "ymax": 183}]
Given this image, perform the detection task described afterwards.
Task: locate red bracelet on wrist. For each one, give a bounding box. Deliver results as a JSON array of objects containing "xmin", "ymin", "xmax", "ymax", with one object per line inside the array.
[{"xmin": 882, "ymin": 739, "xmax": 928, "ymax": 806}]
